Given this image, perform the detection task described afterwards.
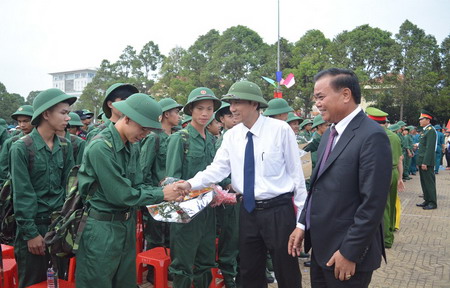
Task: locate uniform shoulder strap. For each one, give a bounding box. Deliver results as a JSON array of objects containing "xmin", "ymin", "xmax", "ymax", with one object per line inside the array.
[
  {"xmin": 69, "ymin": 135, "xmax": 79, "ymax": 156},
  {"xmin": 21, "ymin": 135, "xmax": 34, "ymax": 171},
  {"xmin": 179, "ymin": 129, "xmax": 190, "ymax": 161}
]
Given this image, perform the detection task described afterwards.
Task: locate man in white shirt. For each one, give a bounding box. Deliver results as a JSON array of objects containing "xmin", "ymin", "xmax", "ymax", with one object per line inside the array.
[{"xmin": 176, "ymin": 80, "xmax": 307, "ymax": 288}]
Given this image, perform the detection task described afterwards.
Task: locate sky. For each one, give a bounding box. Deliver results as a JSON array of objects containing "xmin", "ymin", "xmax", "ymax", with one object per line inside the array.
[{"xmin": 1, "ymin": 0, "xmax": 449, "ymax": 98}]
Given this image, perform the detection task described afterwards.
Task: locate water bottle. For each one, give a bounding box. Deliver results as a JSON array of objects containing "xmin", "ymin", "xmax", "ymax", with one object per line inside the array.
[{"xmin": 47, "ymin": 266, "xmax": 59, "ymax": 288}]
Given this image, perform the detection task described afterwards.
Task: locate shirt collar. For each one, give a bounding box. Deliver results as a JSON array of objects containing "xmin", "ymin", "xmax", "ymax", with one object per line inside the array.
[
  {"xmin": 30, "ymin": 128, "xmax": 61, "ymax": 153},
  {"xmin": 243, "ymin": 114, "xmax": 265, "ymax": 138},
  {"xmin": 186, "ymin": 123, "xmax": 202, "ymax": 139},
  {"xmin": 333, "ymin": 106, "xmax": 362, "ymax": 135}
]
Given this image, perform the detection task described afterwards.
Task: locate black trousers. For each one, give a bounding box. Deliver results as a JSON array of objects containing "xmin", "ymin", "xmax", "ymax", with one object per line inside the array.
[
  {"xmin": 310, "ymin": 252, "xmax": 373, "ymax": 288},
  {"xmin": 239, "ymin": 202, "xmax": 301, "ymax": 288}
]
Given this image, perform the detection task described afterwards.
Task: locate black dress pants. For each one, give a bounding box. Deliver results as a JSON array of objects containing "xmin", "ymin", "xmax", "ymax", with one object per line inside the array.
[{"xmin": 239, "ymin": 202, "xmax": 301, "ymax": 288}]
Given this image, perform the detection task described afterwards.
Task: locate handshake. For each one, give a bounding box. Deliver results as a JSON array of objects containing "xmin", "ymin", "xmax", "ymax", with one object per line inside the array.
[{"xmin": 162, "ymin": 180, "xmax": 192, "ymax": 202}]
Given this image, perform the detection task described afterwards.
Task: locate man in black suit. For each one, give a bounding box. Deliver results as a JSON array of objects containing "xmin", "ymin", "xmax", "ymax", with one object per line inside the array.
[{"xmin": 288, "ymin": 68, "xmax": 392, "ymax": 287}]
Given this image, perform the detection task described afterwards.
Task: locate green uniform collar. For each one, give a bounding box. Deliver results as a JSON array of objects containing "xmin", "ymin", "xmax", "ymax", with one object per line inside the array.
[
  {"xmin": 186, "ymin": 123, "xmax": 204, "ymax": 139},
  {"xmin": 109, "ymin": 122, "xmax": 128, "ymax": 153},
  {"xmin": 31, "ymin": 128, "xmax": 62, "ymax": 154}
]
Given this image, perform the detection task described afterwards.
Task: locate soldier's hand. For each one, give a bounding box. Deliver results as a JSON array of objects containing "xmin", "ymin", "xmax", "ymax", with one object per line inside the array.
[
  {"xmin": 28, "ymin": 235, "xmax": 46, "ymax": 255},
  {"xmin": 421, "ymin": 164, "xmax": 427, "ymax": 170},
  {"xmin": 398, "ymin": 179, "xmax": 405, "ymax": 192},
  {"xmin": 163, "ymin": 183, "xmax": 188, "ymax": 202}
]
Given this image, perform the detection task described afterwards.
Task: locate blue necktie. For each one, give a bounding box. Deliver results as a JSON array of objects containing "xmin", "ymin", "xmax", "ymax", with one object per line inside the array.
[{"xmin": 243, "ymin": 131, "xmax": 255, "ymax": 212}]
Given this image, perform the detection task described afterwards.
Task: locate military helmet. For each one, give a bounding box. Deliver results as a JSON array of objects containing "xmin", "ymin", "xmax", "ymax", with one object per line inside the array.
[
  {"xmin": 68, "ymin": 112, "xmax": 83, "ymax": 127},
  {"xmin": 311, "ymin": 114, "xmax": 326, "ymax": 129},
  {"xmin": 181, "ymin": 115, "xmax": 192, "ymax": 125},
  {"xmin": 11, "ymin": 105, "xmax": 34, "ymax": 120},
  {"xmin": 159, "ymin": 98, "xmax": 183, "ymax": 113},
  {"xmin": 215, "ymin": 102, "xmax": 231, "ymax": 122},
  {"xmin": 222, "ymin": 81, "xmax": 268, "ymax": 108},
  {"xmin": 300, "ymin": 119, "xmax": 313, "ymax": 129},
  {"xmin": 112, "ymin": 93, "xmax": 162, "ymax": 129},
  {"xmin": 97, "ymin": 108, "xmax": 104, "ymax": 120},
  {"xmin": 31, "ymin": 88, "xmax": 77, "ymax": 125},
  {"xmin": 286, "ymin": 112, "xmax": 302, "ymax": 124},
  {"xmin": 388, "ymin": 124, "xmax": 401, "ymax": 132},
  {"xmin": 396, "ymin": 120, "xmax": 407, "ymax": 127},
  {"xmin": 434, "ymin": 124, "xmax": 442, "ymax": 130},
  {"xmin": 263, "ymin": 98, "xmax": 293, "ymax": 116},
  {"xmin": 183, "ymin": 87, "xmax": 221, "ymax": 116},
  {"xmin": 103, "ymin": 83, "xmax": 139, "ymax": 119}
]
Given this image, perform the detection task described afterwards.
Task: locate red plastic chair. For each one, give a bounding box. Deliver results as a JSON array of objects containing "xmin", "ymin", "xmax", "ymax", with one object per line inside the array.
[
  {"xmin": 209, "ymin": 238, "xmax": 225, "ymax": 288},
  {"xmin": 67, "ymin": 257, "xmax": 76, "ymax": 282},
  {"xmin": 136, "ymin": 247, "xmax": 171, "ymax": 288},
  {"xmin": 1, "ymin": 258, "xmax": 18, "ymax": 288}
]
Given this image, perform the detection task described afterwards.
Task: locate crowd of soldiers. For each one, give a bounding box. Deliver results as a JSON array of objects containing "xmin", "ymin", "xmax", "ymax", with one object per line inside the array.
[{"xmin": 0, "ymin": 76, "xmax": 447, "ymax": 288}]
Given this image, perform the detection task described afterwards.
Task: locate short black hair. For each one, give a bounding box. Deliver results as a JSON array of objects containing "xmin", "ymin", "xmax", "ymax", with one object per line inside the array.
[
  {"xmin": 108, "ymin": 86, "xmax": 136, "ymax": 102},
  {"xmin": 314, "ymin": 68, "xmax": 361, "ymax": 104}
]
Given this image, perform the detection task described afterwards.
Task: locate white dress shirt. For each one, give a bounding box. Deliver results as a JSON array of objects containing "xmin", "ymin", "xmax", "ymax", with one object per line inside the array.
[
  {"xmin": 188, "ymin": 114, "xmax": 307, "ymax": 224},
  {"xmin": 332, "ymin": 106, "xmax": 362, "ymax": 148}
]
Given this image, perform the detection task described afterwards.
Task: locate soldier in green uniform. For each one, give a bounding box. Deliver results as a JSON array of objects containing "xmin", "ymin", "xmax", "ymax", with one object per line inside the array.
[
  {"xmin": 286, "ymin": 112, "xmax": 302, "ymax": 137},
  {"xmin": 75, "ymin": 93, "xmax": 185, "ymax": 287},
  {"xmin": 140, "ymin": 97, "xmax": 183, "ymax": 283},
  {"xmin": 303, "ymin": 114, "xmax": 328, "ymax": 169},
  {"xmin": 85, "ymin": 83, "xmax": 138, "ymax": 143},
  {"xmin": 434, "ymin": 125, "xmax": 445, "ymax": 174},
  {"xmin": 214, "ymin": 101, "xmax": 239, "ymax": 287},
  {"xmin": 65, "ymin": 112, "xmax": 86, "ymax": 165},
  {"xmin": 262, "ymin": 98, "xmax": 293, "ymax": 121},
  {"xmin": 11, "ymin": 89, "xmax": 76, "ymax": 288},
  {"xmin": 0, "ymin": 118, "xmax": 10, "ymax": 149},
  {"xmin": 416, "ymin": 110, "xmax": 438, "ymax": 210},
  {"xmin": 166, "ymin": 87, "xmax": 221, "ymax": 288},
  {"xmin": 0, "ymin": 105, "xmax": 34, "ymax": 185},
  {"xmin": 206, "ymin": 113, "xmax": 222, "ymax": 137},
  {"xmin": 298, "ymin": 119, "xmax": 313, "ymax": 144},
  {"xmin": 401, "ymin": 126, "xmax": 413, "ymax": 180},
  {"xmin": 366, "ymin": 108, "xmax": 404, "ymax": 248}
]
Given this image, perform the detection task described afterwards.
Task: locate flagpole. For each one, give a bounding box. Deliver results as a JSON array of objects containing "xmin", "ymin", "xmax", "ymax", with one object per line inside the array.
[{"xmin": 277, "ymin": 0, "xmax": 281, "ymax": 93}]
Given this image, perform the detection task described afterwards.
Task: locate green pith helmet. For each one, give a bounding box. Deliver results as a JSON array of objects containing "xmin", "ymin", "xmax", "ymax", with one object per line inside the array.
[
  {"xmin": 207, "ymin": 113, "xmax": 217, "ymax": 126},
  {"xmin": 11, "ymin": 105, "xmax": 34, "ymax": 120},
  {"xmin": 222, "ymin": 80, "xmax": 268, "ymax": 108},
  {"xmin": 0, "ymin": 118, "xmax": 6, "ymax": 126},
  {"xmin": 388, "ymin": 124, "xmax": 401, "ymax": 131},
  {"xmin": 183, "ymin": 87, "xmax": 221, "ymax": 116},
  {"xmin": 300, "ymin": 119, "xmax": 313, "ymax": 129},
  {"xmin": 396, "ymin": 121, "xmax": 406, "ymax": 127},
  {"xmin": 31, "ymin": 88, "xmax": 77, "ymax": 125},
  {"xmin": 311, "ymin": 114, "xmax": 326, "ymax": 129},
  {"xmin": 68, "ymin": 112, "xmax": 83, "ymax": 127},
  {"xmin": 182, "ymin": 115, "xmax": 192, "ymax": 125},
  {"xmin": 103, "ymin": 83, "xmax": 139, "ymax": 119},
  {"xmin": 215, "ymin": 102, "xmax": 231, "ymax": 122},
  {"xmin": 263, "ymin": 98, "xmax": 293, "ymax": 116},
  {"xmin": 407, "ymin": 125, "xmax": 416, "ymax": 131},
  {"xmin": 112, "ymin": 93, "xmax": 162, "ymax": 129},
  {"xmin": 434, "ymin": 124, "xmax": 442, "ymax": 130},
  {"xmin": 159, "ymin": 98, "xmax": 183, "ymax": 113},
  {"xmin": 286, "ymin": 112, "xmax": 302, "ymax": 124},
  {"xmin": 82, "ymin": 109, "xmax": 94, "ymax": 117}
]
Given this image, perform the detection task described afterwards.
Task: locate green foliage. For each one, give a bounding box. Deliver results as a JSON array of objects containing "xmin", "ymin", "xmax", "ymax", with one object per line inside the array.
[
  {"xmin": 0, "ymin": 82, "xmax": 25, "ymax": 122},
  {"xmin": 25, "ymin": 91, "xmax": 41, "ymax": 105}
]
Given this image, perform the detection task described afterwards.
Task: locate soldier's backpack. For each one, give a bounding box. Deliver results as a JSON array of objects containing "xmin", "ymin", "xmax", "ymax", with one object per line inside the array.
[
  {"xmin": 44, "ymin": 137, "xmax": 112, "ymax": 258},
  {"xmin": 0, "ymin": 135, "xmax": 69, "ymax": 244}
]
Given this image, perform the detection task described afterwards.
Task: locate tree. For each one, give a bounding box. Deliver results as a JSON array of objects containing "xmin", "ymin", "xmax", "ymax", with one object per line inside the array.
[
  {"xmin": 25, "ymin": 90, "xmax": 41, "ymax": 105},
  {"xmin": 0, "ymin": 82, "xmax": 25, "ymax": 122}
]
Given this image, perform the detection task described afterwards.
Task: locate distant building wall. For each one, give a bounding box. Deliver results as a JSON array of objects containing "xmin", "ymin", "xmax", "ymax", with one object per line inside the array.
[{"xmin": 49, "ymin": 68, "xmax": 96, "ymax": 97}]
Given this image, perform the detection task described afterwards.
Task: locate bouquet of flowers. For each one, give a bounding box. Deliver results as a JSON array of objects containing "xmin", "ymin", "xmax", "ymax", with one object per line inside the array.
[{"xmin": 147, "ymin": 177, "xmax": 237, "ymax": 223}]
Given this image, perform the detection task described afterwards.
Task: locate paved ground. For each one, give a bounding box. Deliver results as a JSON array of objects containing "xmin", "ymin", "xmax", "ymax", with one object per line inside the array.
[{"xmin": 140, "ymin": 166, "xmax": 450, "ymax": 288}]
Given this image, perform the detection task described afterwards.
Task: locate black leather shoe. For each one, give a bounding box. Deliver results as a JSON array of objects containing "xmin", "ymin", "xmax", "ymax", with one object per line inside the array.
[
  {"xmin": 416, "ymin": 202, "xmax": 428, "ymax": 207},
  {"xmin": 423, "ymin": 204, "xmax": 437, "ymax": 210},
  {"xmin": 304, "ymin": 261, "xmax": 311, "ymax": 267}
]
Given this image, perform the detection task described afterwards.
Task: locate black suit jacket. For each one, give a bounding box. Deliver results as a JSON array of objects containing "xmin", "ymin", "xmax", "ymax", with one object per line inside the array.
[{"xmin": 299, "ymin": 110, "xmax": 392, "ymax": 272}]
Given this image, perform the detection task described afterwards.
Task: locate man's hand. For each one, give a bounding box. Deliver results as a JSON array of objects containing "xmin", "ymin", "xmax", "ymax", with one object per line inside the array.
[
  {"xmin": 421, "ymin": 164, "xmax": 427, "ymax": 170},
  {"xmin": 28, "ymin": 235, "xmax": 45, "ymax": 255},
  {"xmin": 163, "ymin": 182, "xmax": 188, "ymax": 202},
  {"xmin": 326, "ymin": 250, "xmax": 356, "ymax": 281},
  {"xmin": 287, "ymin": 227, "xmax": 304, "ymax": 257},
  {"xmin": 397, "ymin": 179, "xmax": 405, "ymax": 192}
]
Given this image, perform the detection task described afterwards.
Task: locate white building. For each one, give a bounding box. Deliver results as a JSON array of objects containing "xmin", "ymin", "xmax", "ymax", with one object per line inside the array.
[{"xmin": 49, "ymin": 68, "xmax": 96, "ymax": 97}]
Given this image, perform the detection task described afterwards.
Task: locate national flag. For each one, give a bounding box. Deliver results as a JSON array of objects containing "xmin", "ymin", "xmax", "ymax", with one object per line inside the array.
[
  {"xmin": 281, "ymin": 73, "xmax": 295, "ymax": 88},
  {"xmin": 261, "ymin": 76, "xmax": 277, "ymax": 87}
]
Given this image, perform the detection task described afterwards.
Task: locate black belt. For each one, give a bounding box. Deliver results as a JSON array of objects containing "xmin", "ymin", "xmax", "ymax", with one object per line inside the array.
[
  {"xmin": 254, "ymin": 192, "xmax": 293, "ymax": 211},
  {"xmin": 88, "ymin": 209, "xmax": 132, "ymax": 221}
]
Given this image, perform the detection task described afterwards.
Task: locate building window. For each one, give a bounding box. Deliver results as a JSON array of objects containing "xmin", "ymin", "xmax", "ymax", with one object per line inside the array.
[{"xmin": 75, "ymin": 73, "xmax": 80, "ymax": 78}]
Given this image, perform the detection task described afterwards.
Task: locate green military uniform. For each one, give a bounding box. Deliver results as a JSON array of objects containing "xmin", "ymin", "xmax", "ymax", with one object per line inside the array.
[
  {"xmin": 140, "ymin": 98, "xmax": 183, "ymax": 251},
  {"xmin": 166, "ymin": 87, "xmax": 220, "ymax": 288},
  {"xmin": 0, "ymin": 118, "xmax": 10, "ymax": 150},
  {"xmin": 303, "ymin": 115, "xmax": 326, "ymax": 169},
  {"xmin": 384, "ymin": 127, "xmax": 402, "ymax": 247},
  {"xmin": 75, "ymin": 93, "xmax": 165, "ymax": 287},
  {"xmin": 402, "ymin": 127, "xmax": 413, "ymax": 179},
  {"xmin": 11, "ymin": 89, "xmax": 76, "ymax": 288},
  {"xmin": 298, "ymin": 119, "xmax": 313, "ymax": 144},
  {"xmin": 417, "ymin": 119, "xmax": 437, "ymax": 209},
  {"xmin": 67, "ymin": 112, "xmax": 86, "ymax": 165}
]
